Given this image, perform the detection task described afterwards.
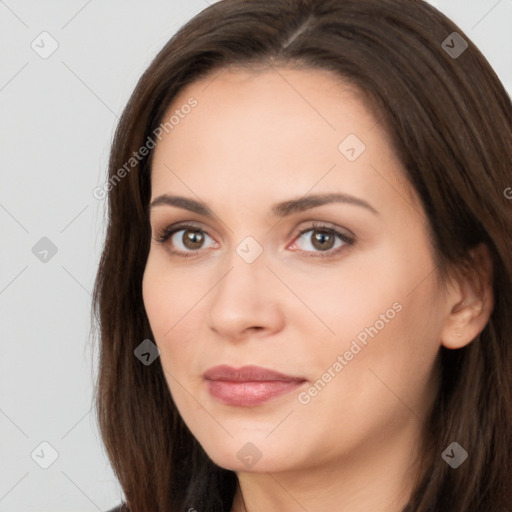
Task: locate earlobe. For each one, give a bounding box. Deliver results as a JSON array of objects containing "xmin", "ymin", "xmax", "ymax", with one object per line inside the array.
[{"xmin": 440, "ymin": 244, "xmax": 494, "ymax": 350}]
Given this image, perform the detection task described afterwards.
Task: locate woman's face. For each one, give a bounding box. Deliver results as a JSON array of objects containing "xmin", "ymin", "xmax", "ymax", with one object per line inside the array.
[{"xmin": 143, "ymin": 66, "xmax": 447, "ymax": 475}]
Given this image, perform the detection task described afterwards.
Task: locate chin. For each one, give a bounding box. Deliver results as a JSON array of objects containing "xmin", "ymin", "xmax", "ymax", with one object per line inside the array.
[{"xmin": 197, "ymin": 435, "xmax": 302, "ymax": 474}]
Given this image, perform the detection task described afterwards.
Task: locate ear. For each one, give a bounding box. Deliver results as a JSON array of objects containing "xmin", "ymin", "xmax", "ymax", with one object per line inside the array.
[{"xmin": 440, "ymin": 243, "xmax": 494, "ymax": 349}]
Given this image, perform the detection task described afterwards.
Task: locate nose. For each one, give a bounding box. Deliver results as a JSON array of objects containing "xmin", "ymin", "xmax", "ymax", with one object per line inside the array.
[{"xmin": 207, "ymin": 246, "xmax": 286, "ymax": 340}]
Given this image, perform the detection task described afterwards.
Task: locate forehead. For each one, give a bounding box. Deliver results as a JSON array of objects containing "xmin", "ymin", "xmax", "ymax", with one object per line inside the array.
[
  {"xmin": 149, "ymin": 66, "xmax": 412, "ymax": 211},
  {"xmin": 167, "ymin": 65, "xmax": 377, "ymax": 137}
]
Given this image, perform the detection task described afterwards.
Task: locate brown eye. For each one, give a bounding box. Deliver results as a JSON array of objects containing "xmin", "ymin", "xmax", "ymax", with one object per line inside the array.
[
  {"xmin": 311, "ymin": 230, "xmax": 335, "ymax": 251},
  {"xmin": 181, "ymin": 229, "xmax": 205, "ymax": 250},
  {"xmin": 293, "ymin": 225, "xmax": 352, "ymax": 257},
  {"xmin": 156, "ymin": 225, "xmax": 216, "ymax": 256}
]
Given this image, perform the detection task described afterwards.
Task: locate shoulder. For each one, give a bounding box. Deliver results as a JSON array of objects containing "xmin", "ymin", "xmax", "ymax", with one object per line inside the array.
[{"xmin": 106, "ymin": 505, "xmax": 128, "ymax": 512}]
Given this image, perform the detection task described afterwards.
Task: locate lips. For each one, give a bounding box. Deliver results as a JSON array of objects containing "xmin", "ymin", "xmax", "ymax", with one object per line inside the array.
[
  {"xmin": 204, "ymin": 365, "xmax": 305, "ymax": 382},
  {"xmin": 204, "ymin": 365, "xmax": 307, "ymax": 406}
]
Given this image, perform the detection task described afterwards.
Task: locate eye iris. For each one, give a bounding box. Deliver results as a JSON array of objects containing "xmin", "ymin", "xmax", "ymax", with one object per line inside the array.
[
  {"xmin": 183, "ymin": 229, "xmax": 204, "ymax": 249},
  {"xmin": 311, "ymin": 230, "xmax": 334, "ymax": 251}
]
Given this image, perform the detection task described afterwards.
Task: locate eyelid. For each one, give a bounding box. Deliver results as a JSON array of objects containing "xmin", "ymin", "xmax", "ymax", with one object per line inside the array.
[
  {"xmin": 291, "ymin": 220, "xmax": 354, "ymax": 239},
  {"xmin": 154, "ymin": 220, "xmax": 211, "ymax": 238}
]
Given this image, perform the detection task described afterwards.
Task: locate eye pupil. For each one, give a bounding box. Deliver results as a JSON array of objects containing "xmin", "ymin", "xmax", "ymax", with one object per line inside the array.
[
  {"xmin": 312, "ymin": 230, "xmax": 334, "ymax": 250},
  {"xmin": 183, "ymin": 230, "xmax": 204, "ymax": 249}
]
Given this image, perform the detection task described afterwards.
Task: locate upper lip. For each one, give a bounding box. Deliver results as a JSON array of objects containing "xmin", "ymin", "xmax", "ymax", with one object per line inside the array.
[{"xmin": 203, "ymin": 365, "xmax": 306, "ymax": 382}]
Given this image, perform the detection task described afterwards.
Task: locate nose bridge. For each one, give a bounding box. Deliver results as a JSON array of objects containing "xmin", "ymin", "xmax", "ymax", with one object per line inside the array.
[
  {"xmin": 207, "ymin": 234, "xmax": 282, "ymax": 335},
  {"xmin": 216, "ymin": 235, "xmax": 268, "ymax": 302}
]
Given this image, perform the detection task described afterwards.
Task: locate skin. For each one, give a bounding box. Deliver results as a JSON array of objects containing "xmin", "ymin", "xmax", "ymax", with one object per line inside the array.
[{"xmin": 142, "ymin": 65, "xmax": 493, "ymax": 512}]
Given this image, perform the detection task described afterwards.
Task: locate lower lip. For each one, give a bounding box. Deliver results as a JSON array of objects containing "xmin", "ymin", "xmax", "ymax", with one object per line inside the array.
[{"xmin": 206, "ymin": 380, "xmax": 305, "ymax": 406}]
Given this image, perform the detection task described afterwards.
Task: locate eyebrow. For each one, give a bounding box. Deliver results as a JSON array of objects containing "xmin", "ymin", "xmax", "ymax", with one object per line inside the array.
[{"xmin": 150, "ymin": 192, "xmax": 378, "ymax": 217}]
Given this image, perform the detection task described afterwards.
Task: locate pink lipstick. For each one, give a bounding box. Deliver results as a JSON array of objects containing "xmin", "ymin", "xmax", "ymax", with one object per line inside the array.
[{"xmin": 204, "ymin": 365, "xmax": 306, "ymax": 406}]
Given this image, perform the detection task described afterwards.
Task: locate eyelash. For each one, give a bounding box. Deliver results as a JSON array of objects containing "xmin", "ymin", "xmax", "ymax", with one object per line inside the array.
[{"xmin": 154, "ymin": 221, "xmax": 354, "ymax": 259}]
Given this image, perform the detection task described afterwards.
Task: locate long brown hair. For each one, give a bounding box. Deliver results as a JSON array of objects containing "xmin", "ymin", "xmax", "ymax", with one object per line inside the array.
[{"xmin": 92, "ymin": 0, "xmax": 512, "ymax": 510}]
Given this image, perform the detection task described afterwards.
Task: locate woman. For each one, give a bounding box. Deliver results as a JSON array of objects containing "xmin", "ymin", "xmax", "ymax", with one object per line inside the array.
[{"xmin": 93, "ymin": 0, "xmax": 512, "ymax": 510}]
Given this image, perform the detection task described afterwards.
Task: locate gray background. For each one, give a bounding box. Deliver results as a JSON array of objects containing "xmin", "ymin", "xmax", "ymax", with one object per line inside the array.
[{"xmin": 1, "ymin": 1, "xmax": 511, "ymax": 510}]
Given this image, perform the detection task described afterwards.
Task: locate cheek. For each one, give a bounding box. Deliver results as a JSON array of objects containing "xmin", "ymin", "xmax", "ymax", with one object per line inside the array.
[
  {"xmin": 142, "ymin": 252, "xmax": 216, "ymax": 389},
  {"xmin": 296, "ymin": 292, "xmax": 440, "ymax": 447},
  {"xmin": 142, "ymin": 252, "xmax": 202, "ymax": 338},
  {"xmin": 324, "ymin": 275, "xmax": 441, "ymax": 418},
  {"xmin": 305, "ymin": 242, "xmax": 442, "ymax": 384},
  {"xmin": 142, "ymin": 264, "xmax": 171, "ymax": 338}
]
